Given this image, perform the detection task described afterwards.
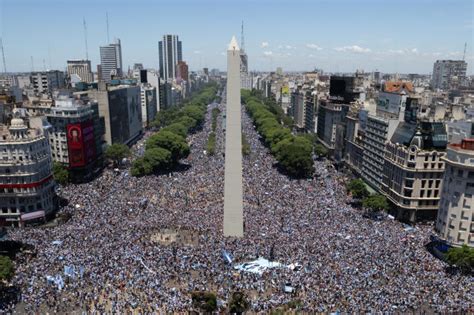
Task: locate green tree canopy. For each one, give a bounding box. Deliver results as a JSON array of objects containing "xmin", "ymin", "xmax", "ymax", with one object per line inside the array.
[
  {"xmin": 105, "ymin": 143, "xmax": 131, "ymax": 166},
  {"xmin": 181, "ymin": 105, "xmax": 205, "ymax": 127},
  {"xmin": 445, "ymin": 244, "xmax": 474, "ymax": 274},
  {"xmin": 362, "ymin": 194, "xmax": 389, "ymax": 212},
  {"xmin": 131, "ymin": 147, "xmax": 172, "ymax": 177},
  {"xmin": 52, "ymin": 162, "xmax": 69, "ymax": 185},
  {"xmin": 274, "ymin": 136, "xmax": 314, "ymax": 178},
  {"xmin": 146, "ymin": 131, "xmax": 190, "ymax": 161},
  {"xmin": 0, "ymin": 255, "xmax": 14, "ymax": 282},
  {"xmin": 175, "ymin": 115, "xmax": 197, "ymax": 131},
  {"xmin": 161, "ymin": 122, "xmax": 188, "ymax": 138},
  {"xmin": 347, "ymin": 179, "xmax": 370, "ymax": 200}
]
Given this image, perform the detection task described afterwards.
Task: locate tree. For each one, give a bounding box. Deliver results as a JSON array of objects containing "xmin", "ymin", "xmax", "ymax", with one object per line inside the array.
[
  {"xmin": 242, "ymin": 133, "xmax": 251, "ymax": 156},
  {"xmin": 175, "ymin": 116, "xmax": 197, "ymax": 132},
  {"xmin": 445, "ymin": 244, "xmax": 474, "ymax": 274},
  {"xmin": 0, "ymin": 255, "xmax": 14, "ymax": 282},
  {"xmin": 161, "ymin": 123, "xmax": 188, "ymax": 138},
  {"xmin": 52, "ymin": 162, "xmax": 69, "ymax": 185},
  {"xmin": 181, "ymin": 105, "xmax": 205, "ymax": 127},
  {"xmin": 228, "ymin": 291, "xmax": 250, "ymax": 314},
  {"xmin": 347, "ymin": 179, "xmax": 370, "ymax": 200},
  {"xmin": 146, "ymin": 131, "xmax": 190, "ymax": 162},
  {"xmin": 131, "ymin": 148, "xmax": 172, "ymax": 177},
  {"xmin": 362, "ymin": 194, "xmax": 389, "ymax": 212},
  {"xmin": 314, "ymin": 143, "xmax": 328, "ymax": 158},
  {"xmin": 105, "ymin": 144, "xmax": 130, "ymax": 166},
  {"xmin": 191, "ymin": 291, "xmax": 217, "ymax": 313},
  {"xmin": 207, "ymin": 132, "xmax": 216, "ymax": 155},
  {"xmin": 274, "ymin": 136, "xmax": 314, "ymax": 178}
]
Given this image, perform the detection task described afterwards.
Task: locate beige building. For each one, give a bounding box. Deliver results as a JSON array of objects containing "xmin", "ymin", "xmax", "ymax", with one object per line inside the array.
[
  {"xmin": 435, "ymin": 139, "xmax": 474, "ymax": 247},
  {"xmin": 382, "ymin": 122, "xmax": 447, "ymax": 222}
]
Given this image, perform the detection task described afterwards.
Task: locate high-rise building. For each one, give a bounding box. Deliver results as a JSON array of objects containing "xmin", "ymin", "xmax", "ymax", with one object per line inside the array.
[
  {"xmin": 99, "ymin": 39, "xmax": 123, "ymax": 82},
  {"xmin": 436, "ymin": 139, "xmax": 474, "ymax": 247},
  {"xmin": 67, "ymin": 60, "xmax": 93, "ymax": 83},
  {"xmin": 139, "ymin": 84, "xmax": 158, "ymax": 128},
  {"xmin": 431, "ymin": 60, "xmax": 467, "ymax": 90},
  {"xmin": 0, "ymin": 111, "xmax": 56, "ymax": 227},
  {"xmin": 30, "ymin": 71, "xmax": 65, "ymax": 94},
  {"xmin": 158, "ymin": 35, "xmax": 182, "ymax": 81}
]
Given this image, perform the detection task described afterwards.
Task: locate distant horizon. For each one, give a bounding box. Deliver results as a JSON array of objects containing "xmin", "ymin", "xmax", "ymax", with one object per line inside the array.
[{"xmin": 0, "ymin": 0, "xmax": 473, "ymax": 74}]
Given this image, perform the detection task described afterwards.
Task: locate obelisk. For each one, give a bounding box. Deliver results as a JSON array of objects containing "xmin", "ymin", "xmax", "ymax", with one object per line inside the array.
[{"xmin": 223, "ymin": 36, "xmax": 244, "ymax": 237}]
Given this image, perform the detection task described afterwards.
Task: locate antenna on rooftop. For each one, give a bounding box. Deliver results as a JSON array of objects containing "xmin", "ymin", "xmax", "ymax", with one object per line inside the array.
[
  {"xmin": 0, "ymin": 38, "xmax": 6, "ymax": 73},
  {"xmin": 241, "ymin": 20, "xmax": 245, "ymax": 52},
  {"xmin": 83, "ymin": 17, "xmax": 89, "ymax": 60},
  {"xmin": 463, "ymin": 42, "xmax": 467, "ymax": 61},
  {"xmin": 30, "ymin": 56, "xmax": 34, "ymax": 72},
  {"xmin": 43, "ymin": 58, "xmax": 46, "ymax": 71},
  {"xmin": 106, "ymin": 12, "xmax": 110, "ymax": 43}
]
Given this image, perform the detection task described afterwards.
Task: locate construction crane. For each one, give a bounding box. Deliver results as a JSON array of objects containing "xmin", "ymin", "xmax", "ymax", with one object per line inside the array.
[{"xmin": 0, "ymin": 38, "xmax": 6, "ymax": 73}]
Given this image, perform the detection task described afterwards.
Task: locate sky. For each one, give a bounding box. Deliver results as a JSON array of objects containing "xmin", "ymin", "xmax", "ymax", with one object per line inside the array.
[{"xmin": 0, "ymin": 0, "xmax": 473, "ymax": 74}]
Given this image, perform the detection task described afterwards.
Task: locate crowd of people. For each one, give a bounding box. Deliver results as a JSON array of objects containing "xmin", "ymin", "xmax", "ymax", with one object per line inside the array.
[{"xmin": 4, "ymin": 90, "xmax": 474, "ymax": 313}]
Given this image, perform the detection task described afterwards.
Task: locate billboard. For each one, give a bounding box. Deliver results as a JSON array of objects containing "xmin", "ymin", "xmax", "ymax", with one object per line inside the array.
[{"xmin": 67, "ymin": 120, "xmax": 96, "ymax": 168}]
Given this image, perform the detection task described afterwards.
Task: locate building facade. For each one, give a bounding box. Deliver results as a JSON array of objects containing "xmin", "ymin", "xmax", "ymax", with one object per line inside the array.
[
  {"xmin": 0, "ymin": 112, "xmax": 56, "ymax": 227},
  {"xmin": 432, "ymin": 60, "xmax": 467, "ymax": 90},
  {"xmin": 435, "ymin": 139, "xmax": 474, "ymax": 247},
  {"xmin": 30, "ymin": 71, "xmax": 65, "ymax": 94},
  {"xmin": 46, "ymin": 96, "xmax": 104, "ymax": 180},
  {"xmin": 67, "ymin": 60, "xmax": 93, "ymax": 83},
  {"xmin": 140, "ymin": 84, "xmax": 158, "ymax": 128},
  {"xmin": 382, "ymin": 122, "xmax": 448, "ymax": 222}
]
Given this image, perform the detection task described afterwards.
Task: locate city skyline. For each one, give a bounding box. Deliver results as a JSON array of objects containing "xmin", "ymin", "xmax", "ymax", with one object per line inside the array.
[{"xmin": 0, "ymin": 0, "xmax": 473, "ymax": 74}]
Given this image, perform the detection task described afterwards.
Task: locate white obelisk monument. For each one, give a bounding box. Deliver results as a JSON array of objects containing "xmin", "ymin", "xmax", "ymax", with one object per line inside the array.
[{"xmin": 223, "ymin": 36, "xmax": 244, "ymax": 237}]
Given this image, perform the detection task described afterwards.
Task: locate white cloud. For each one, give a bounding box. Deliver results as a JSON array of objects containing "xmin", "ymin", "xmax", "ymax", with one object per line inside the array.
[
  {"xmin": 306, "ymin": 43, "xmax": 322, "ymax": 50},
  {"xmin": 411, "ymin": 48, "xmax": 419, "ymax": 54},
  {"xmin": 263, "ymin": 51, "xmax": 273, "ymax": 56},
  {"xmin": 261, "ymin": 41, "xmax": 269, "ymax": 48},
  {"xmin": 193, "ymin": 50, "xmax": 201, "ymax": 54},
  {"xmin": 285, "ymin": 45, "xmax": 294, "ymax": 50},
  {"xmin": 334, "ymin": 45, "xmax": 371, "ymax": 53},
  {"xmin": 388, "ymin": 49, "xmax": 406, "ymax": 55}
]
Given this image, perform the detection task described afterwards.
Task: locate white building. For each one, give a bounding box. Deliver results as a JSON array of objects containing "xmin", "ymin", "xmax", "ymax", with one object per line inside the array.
[
  {"xmin": 436, "ymin": 139, "xmax": 474, "ymax": 247},
  {"xmin": 67, "ymin": 60, "xmax": 93, "ymax": 83},
  {"xmin": 432, "ymin": 60, "xmax": 467, "ymax": 90},
  {"xmin": 139, "ymin": 84, "xmax": 158, "ymax": 128},
  {"xmin": 0, "ymin": 111, "xmax": 56, "ymax": 227}
]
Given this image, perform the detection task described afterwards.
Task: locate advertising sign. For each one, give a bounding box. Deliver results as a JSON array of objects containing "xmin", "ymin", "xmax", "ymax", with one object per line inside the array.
[{"xmin": 67, "ymin": 120, "xmax": 96, "ymax": 168}]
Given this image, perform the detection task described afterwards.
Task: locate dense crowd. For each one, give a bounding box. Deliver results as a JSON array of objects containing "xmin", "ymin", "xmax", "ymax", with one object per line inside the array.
[{"xmin": 4, "ymin": 90, "xmax": 474, "ymax": 313}]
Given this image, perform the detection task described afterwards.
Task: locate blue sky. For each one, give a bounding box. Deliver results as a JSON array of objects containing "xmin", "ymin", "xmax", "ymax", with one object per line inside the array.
[{"xmin": 0, "ymin": 0, "xmax": 473, "ymax": 74}]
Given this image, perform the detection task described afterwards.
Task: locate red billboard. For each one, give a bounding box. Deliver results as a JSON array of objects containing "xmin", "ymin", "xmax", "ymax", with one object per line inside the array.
[{"xmin": 67, "ymin": 120, "xmax": 96, "ymax": 168}]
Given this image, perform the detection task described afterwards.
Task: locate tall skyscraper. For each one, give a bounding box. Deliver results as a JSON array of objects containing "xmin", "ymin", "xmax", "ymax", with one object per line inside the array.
[
  {"xmin": 223, "ymin": 36, "xmax": 243, "ymax": 237},
  {"xmin": 99, "ymin": 39, "xmax": 123, "ymax": 82},
  {"xmin": 67, "ymin": 60, "xmax": 93, "ymax": 83},
  {"xmin": 158, "ymin": 35, "xmax": 182, "ymax": 81}
]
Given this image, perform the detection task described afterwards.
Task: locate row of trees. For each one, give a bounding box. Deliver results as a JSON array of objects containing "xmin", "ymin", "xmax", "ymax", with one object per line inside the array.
[
  {"xmin": 242, "ymin": 90, "xmax": 314, "ymax": 178},
  {"xmin": 131, "ymin": 84, "xmax": 218, "ymax": 176}
]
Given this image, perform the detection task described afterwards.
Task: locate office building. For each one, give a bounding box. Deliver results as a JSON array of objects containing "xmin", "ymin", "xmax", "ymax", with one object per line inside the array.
[
  {"xmin": 30, "ymin": 71, "xmax": 65, "ymax": 94},
  {"xmin": 46, "ymin": 95, "xmax": 104, "ymax": 180},
  {"xmin": 435, "ymin": 139, "xmax": 474, "ymax": 247},
  {"xmin": 382, "ymin": 122, "xmax": 448, "ymax": 222},
  {"xmin": 0, "ymin": 111, "xmax": 56, "ymax": 227},
  {"xmin": 140, "ymin": 84, "xmax": 158, "ymax": 127},
  {"xmin": 100, "ymin": 39, "xmax": 123, "ymax": 82},
  {"xmin": 67, "ymin": 60, "xmax": 93, "ymax": 83},
  {"xmin": 432, "ymin": 60, "xmax": 467, "ymax": 90},
  {"xmin": 158, "ymin": 35, "xmax": 182, "ymax": 81},
  {"xmin": 85, "ymin": 84, "xmax": 142, "ymax": 145}
]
